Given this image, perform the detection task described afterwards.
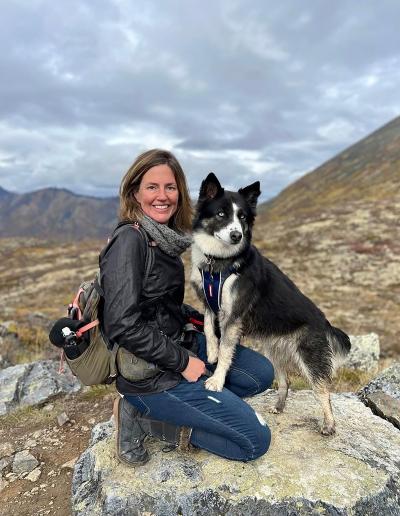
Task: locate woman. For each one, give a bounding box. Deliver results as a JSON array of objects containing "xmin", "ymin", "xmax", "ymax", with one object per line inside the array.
[{"xmin": 100, "ymin": 149, "xmax": 274, "ymax": 466}]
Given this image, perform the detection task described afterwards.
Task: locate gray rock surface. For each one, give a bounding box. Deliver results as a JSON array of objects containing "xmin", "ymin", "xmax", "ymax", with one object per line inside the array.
[
  {"xmin": 72, "ymin": 390, "xmax": 400, "ymax": 516},
  {"xmin": 0, "ymin": 360, "xmax": 81, "ymax": 416},
  {"xmin": 359, "ymin": 362, "xmax": 400, "ymax": 429},
  {"xmin": 12, "ymin": 451, "xmax": 39, "ymax": 475},
  {"xmin": 345, "ymin": 333, "xmax": 380, "ymax": 371}
]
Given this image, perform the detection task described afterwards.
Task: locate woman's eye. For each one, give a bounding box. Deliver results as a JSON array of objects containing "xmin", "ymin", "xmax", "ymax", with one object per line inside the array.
[
  {"xmin": 167, "ymin": 185, "xmax": 177, "ymax": 191},
  {"xmin": 217, "ymin": 211, "xmax": 225, "ymax": 217}
]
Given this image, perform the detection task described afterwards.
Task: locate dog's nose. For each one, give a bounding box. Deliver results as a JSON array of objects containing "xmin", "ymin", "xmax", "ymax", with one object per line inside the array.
[{"xmin": 230, "ymin": 230, "xmax": 242, "ymax": 244}]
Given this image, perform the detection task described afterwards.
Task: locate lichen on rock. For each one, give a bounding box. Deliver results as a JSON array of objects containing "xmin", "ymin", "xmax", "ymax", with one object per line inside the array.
[{"xmin": 72, "ymin": 390, "xmax": 400, "ymax": 515}]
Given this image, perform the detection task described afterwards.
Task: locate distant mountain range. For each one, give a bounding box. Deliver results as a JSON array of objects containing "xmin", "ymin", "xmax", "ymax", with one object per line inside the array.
[
  {"xmin": 0, "ymin": 187, "xmax": 118, "ymax": 239},
  {"xmin": 1, "ymin": 115, "xmax": 399, "ymax": 239}
]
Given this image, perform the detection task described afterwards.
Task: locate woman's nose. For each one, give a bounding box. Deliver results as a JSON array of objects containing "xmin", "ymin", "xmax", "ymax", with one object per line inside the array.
[{"xmin": 156, "ymin": 188, "xmax": 168, "ymax": 199}]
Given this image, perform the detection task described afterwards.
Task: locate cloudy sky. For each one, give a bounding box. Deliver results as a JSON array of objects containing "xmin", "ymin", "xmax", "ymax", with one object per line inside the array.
[{"xmin": 0, "ymin": 0, "xmax": 399, "ymax": 201}]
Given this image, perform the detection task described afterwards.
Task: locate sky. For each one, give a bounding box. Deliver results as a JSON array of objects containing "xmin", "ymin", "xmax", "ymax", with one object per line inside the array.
[{"xmin": 0, "ymin": 0, "xmax": 399, "ymax": 201}]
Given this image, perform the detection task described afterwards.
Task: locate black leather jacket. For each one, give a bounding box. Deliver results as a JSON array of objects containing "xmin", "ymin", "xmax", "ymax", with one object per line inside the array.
[{"xmin": 99, "ymin": 222, "xmax": 191, "ymax": 395}]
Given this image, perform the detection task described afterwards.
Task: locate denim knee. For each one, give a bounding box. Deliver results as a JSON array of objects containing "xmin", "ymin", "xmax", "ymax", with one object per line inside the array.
[
  {"xmin": 247, "ymin": 423, "xmax": 271, "ymax": 461},
  {"xmin": 255, "ymin": 357, "xmax": 275, "ymax": 394}
]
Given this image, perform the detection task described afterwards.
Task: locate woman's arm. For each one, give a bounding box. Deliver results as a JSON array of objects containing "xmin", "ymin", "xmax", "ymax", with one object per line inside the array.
[{"xmin": 100, "ymin": 227, "xmax": 189, "ymax": 373}]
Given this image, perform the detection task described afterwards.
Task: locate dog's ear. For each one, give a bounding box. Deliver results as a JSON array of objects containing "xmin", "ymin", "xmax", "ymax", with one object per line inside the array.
[
  {"xmin": 199, "ymin": 173, "xmax": 224, "ymax": 201},
  {"xmin": 238, "ymin": 181, "xmax": 261, "ymax": 210}
]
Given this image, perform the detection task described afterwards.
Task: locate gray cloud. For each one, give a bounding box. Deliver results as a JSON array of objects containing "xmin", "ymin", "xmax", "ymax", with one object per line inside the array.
[{"xmin": 0, "ymin": 0, "xmax": 399, "ymax": 201}]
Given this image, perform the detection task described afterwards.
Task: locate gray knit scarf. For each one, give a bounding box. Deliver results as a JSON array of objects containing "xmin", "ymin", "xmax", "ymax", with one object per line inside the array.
[{"xmin": 140, "ymin": 215, "xmax": 192, "ymax": 257}]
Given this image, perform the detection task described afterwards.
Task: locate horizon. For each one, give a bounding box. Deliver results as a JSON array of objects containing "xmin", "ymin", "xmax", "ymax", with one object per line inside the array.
[{"xmin": 1, "ymin": 112, "xmax": 396, "ymax": 200}]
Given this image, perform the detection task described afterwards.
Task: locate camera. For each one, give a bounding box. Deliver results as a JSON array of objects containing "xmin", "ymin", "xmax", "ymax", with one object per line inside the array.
[{"xmin": 61, "ymin": 326, "xmax": 78, "ymax": 347}]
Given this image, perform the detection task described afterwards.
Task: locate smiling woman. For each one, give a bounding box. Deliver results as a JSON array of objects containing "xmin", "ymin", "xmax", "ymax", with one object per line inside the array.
[
  {"xmin": 119, "ymin": 149, "xmax": 192, "ymax": 231},
  {"xmin": 134, "ymin": 164, "xmax": 179, "ymax": 224},
  {"xmin": 99, "ymin": 148, "xmax": 273, "ymax": 467}
]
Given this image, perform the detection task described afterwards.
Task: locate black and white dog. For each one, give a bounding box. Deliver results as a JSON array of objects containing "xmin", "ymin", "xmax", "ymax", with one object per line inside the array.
[{"xmin": 191, "ymin": 173, "xmax": 351, "ymax": 435}]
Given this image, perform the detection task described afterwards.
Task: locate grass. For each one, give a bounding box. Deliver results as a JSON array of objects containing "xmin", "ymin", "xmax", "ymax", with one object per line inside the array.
[
  {"xmin": 0, "ymin": 385, "xmax": 115, "ymax": 431},
  {"xmin": 273, "ymin": 367, "xmax": 375, "ymax": 393},
  {"xmin": 80, "ymin": 383, "xmax": 116, "ymax": 400},
  {"xmin": 0, "ymin": 404, "xmax": 55, "ymax": 431},
  {"xmin": 13, "ymin": 326, "xmax": 50, "ymax": 364}
]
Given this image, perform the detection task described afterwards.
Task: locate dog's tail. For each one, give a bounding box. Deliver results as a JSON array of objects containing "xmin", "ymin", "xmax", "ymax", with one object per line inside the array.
[{"xmin": 328, "ymin": 325, "xmax": 351, "ymax": 371}]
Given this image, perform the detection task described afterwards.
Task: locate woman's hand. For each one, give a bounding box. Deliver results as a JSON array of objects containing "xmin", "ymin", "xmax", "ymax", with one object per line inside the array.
[{"xmin": 181, "ymin": 356, "xmax": 206, "ymax": 382}]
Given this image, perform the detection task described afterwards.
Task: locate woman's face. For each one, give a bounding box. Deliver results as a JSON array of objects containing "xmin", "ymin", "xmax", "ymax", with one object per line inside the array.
[{"xmin": 134, "ymin": 164, "xmax": 179, "ymax": 224}]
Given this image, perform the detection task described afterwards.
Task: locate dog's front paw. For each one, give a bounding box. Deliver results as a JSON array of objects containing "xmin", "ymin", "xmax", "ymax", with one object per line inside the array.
[
  {"xmin": 320, "ymin": 422, "xmax": 336, "ymax": 436},
  {"xmin": 204, "ymin": 375, "xmax": 224, "ymax": 392}
]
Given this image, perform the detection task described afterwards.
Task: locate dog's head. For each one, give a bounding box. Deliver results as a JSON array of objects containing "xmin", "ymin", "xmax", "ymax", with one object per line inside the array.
[{"xmin": 192, "ymin": 173, "xmax": 261, "ymax": 258}]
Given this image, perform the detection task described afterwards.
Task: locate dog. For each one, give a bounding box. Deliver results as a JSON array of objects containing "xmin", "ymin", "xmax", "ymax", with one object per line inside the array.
[{"xmin": 190, "ymin": 173, "xmax": 351, "ymax": 435}]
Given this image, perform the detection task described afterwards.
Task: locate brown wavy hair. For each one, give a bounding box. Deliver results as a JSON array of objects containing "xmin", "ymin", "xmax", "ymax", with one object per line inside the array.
[{"xmin": 119, "ymin": 149, "xmax": 193, "ymax": 232}]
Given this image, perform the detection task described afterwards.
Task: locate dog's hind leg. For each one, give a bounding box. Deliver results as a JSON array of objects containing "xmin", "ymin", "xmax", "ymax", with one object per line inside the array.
[
  {"xmin": 313, "ymin": 382, "xmax": 335, "ymax": 435},
  {"xmin": 270, "ymin": 367, "xmax": 290, "ymax": 414}
]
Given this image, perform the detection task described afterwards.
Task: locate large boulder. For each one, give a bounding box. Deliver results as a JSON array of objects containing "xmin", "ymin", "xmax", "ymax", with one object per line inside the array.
[
  {"xmin": 344, "ymin": 333, "xmax": 380, "ymax": 371},
  {"xmin": 0, "ymin": 360, "xmax": 81, "ymax": 416},
  {"xmin": 359, "ymin": 362, "xmax": 400, "ymax": 429},
  {"xmin": 72, "ymin": 390, "xmax": 400, "ymax": 515}
]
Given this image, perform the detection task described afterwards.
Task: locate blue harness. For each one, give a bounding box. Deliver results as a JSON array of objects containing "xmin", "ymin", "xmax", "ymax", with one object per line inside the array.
[{"xmin": 200, "ymin": 266, "xmax": 238, "ymax": 315}]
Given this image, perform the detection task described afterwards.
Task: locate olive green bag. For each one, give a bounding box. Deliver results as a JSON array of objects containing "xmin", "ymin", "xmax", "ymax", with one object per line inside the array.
[{"xmin": 64, "ymin": 224, "xmax": 159, "ymax": 385}]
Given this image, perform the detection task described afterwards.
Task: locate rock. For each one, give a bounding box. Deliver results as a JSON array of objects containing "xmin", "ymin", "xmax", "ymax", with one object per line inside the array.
[
  {"xmin": 72, "ymin": 390, "xmax": 400, "ymax": 516},
  {"xmin": 26, "ymin": 468, "xmax": 42, "ymax": 482},
  {"xmin": 0, "ymin": 360, "xmax": 81, "ymax": 416},
  {"xmin": 89, "ymin": 418, "xmax": 114, "ymax": 446},
  {"xmin": 0, "ymin": 353, "xmax": 11, "ymax": 369},
  {"xmin": 0, "ymin": 442, "xmax": 16, "ymax": 459},
  {"xmin": 61, "ymin": 457, "xmax": 78, "ymax": 470},
  {"xmin": 26, "ymin": 312, "xmax": 52, "ymax": 330},
  {"xmin": 12, "ymin": 451, "xmax": 39, "ymax": 475},
  {"xmin": 0, "ymin": 456, "xmax": 12, "ymax": 472},
  {"xmin": 25, "ymin": 439, "xmax": 37, "ymax": 449},
  {"xmin": 0, "ymin": 321, "xmax": 18, "ymax": 336},
  {"xmin": 345, "ymin": 333, "xmax": 380, "ymax": 371},
  {"xmin": 359, "ymin": 362, "xmax": 400, "ymax": 429},
  {"xmin": 0, "ymin": 476, "xmax": 8, "ymax": 492},
  {"xmin": 57, "ymin": 412, "xmax": 70, "ymax": 426},
  {"xmin": 42, "ymin": 403, "xmax": 54, "ymax": 412}
]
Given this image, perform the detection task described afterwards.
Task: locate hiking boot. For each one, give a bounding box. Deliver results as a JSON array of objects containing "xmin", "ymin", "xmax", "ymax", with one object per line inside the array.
[
  {"xmin": 138, "ymin": 415, "xmax": 193, "ymax": 452},
  {"xmin": 113, "ymin": 397, "xmax": 150, "ymax": 466}
]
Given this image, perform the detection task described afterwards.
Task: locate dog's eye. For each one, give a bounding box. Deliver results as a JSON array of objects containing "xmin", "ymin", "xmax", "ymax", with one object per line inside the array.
[
  {"xmin": 217, "ymin": 211, "xmax": 225, "ymax": 218},
  {"xmin": 239, "ymin": 214, "xmax": 246, "ymax": 220}
]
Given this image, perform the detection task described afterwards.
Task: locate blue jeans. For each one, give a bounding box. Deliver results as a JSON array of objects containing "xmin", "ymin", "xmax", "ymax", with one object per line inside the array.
[{"xmin": 125, "ymin": 334, "xmax": 274, "ymax": 461}]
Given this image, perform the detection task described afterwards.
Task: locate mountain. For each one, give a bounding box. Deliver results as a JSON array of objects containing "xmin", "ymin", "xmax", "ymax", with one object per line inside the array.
[
  {"xmin": 0, "ymin": 187, "xmax": 119, "ymax": 239},
  {"xmin": 253, "ymin": 115, "xmax": 400, "ymax": 356},
  {"xmin": 261, "ymin": 115, "xmax": 400, "ymax": 221}
]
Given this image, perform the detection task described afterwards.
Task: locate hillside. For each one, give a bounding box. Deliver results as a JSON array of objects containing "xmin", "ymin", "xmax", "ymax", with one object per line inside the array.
[
  {"xmin": 0, "ymin": 188, "xmax": 119, "ymax": 240},
  {"xmin": 253, "ymin": 115, "xmax": 400, "ymax": 356},
  {"xmin": 262, "ymin": 115, "xmax": 400, "ymax": 220}
]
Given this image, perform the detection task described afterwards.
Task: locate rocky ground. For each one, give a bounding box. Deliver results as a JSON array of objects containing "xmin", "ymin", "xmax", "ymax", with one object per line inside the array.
[
  {"xmin": 0, "ymin": 199, "xmax": 399, "ymax": 514},
  {"xmin": 0, "ymin": 386, "xmax": 115, "ymax": 516}
]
